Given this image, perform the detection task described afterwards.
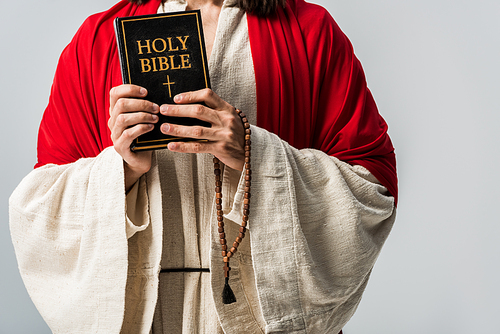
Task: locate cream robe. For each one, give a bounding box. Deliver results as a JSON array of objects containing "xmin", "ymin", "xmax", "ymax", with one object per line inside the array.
[{"xmin": 9, "ymin": 1, "xmax": 396, "ymax": 333}]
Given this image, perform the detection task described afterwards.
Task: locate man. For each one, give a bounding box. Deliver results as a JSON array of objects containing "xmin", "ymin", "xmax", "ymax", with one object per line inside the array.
[{"xmin": 10, "ymin": 0, "xmax": 397, "ymax": 332}]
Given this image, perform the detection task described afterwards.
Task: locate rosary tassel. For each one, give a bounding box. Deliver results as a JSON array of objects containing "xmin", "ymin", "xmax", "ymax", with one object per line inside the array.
[{"xmin": 222, "ymin": 276, "xmax": 236, "ymax": 304}]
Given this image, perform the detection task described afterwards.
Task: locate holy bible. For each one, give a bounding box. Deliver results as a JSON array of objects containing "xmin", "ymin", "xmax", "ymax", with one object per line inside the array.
[{"xmin": 114, "ymin": 10, "xmax": 211, "ymax": 151}]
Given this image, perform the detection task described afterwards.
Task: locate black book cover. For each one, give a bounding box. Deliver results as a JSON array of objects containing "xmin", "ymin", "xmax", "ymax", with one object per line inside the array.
[{"xmin": 114, "ymin": 10, "xmax": 211, "ymax": 151}]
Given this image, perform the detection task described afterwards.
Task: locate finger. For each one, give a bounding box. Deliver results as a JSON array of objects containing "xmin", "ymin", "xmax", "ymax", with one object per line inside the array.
[
  {"xmin": 109, "ymin": 84, "xmax": 148, "ymax": 110},
  {"xmin": 160, "ymin": 122, "xmax": 213, "ymax": 141},
  {"xmin": 111, "ymin": 112, "xmax": 159, "ymax": 141},
  {"xmin": 159, "ymin": 104, "xmax": 214, "ymax": 124},
  {"xmin": 173, "ymin": 88, "xmax": 229, "ymax": 110},
  {"xmin": 115, "ymin": 123, "xmax": 155, "ymax": 150},
  {"xmin": 112, "ymin": 98, "xmax": 159, "ymax": 116},
  {"xmin": 109, "ymin": 99, "xmax": 159, "ymax": 130},
  {"xmin": 167, "ymin": 141, "xmax": 210, "ymax": 154}
]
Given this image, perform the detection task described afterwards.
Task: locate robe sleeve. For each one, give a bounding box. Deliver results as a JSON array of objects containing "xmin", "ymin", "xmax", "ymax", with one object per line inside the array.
[
  {"xmin": 245, "ymin": 126, "xmax": 395, "ymax": 333},
  {"xmin": 9, "ymin": 147, "xmax": 129, "ymax": 333}
]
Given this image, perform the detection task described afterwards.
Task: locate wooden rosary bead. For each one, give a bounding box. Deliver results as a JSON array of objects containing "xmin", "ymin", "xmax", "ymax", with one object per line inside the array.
[{"xmin": 215, "ymin": 109, "xmax": 251, "ymax": 304}]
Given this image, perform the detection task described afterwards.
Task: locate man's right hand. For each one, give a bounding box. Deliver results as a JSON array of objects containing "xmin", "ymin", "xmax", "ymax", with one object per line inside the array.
[{"xmin": 108, "ymin": 84, "xmax": 159, "ymax": 192}]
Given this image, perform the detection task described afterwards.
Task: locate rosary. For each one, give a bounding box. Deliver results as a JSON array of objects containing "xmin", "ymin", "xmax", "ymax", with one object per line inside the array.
[{"xmin": 213, "ymin": 109, "xmax": 251, "ymax": 305}]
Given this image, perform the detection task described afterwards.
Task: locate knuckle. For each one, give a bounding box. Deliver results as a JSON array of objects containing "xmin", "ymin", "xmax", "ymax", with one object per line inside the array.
[
  {"xmin": 143, "ymin": 100, "xmax": 153, "ymax": 111},
  {"xmin": 192, "ymin": 127, "xmax": 203, "ymax": 137},
  {"xmin": 116, "ymin": 113, "xmax": 126, "ymax": 126},
  {"xmin": 192, "ymin": 142, "xmax": 202, "ymax": 153},
  {"xmin": 202, "ymin": 88, "xmax": 213, "ymax": 99},
  {"xmin": 194, "ymin": 105, "xmax": 204, "ymax": 117},
  {"xmin": 169, "ymin": 125, "xmax": 179, "ymax": 136},
  {"xmin": 122, "ymin": 128, "xmax": 133, "ymax": 141},
  {"xmin": 115, "ymin": 98, "xmax": 127, "ymax": 110}
]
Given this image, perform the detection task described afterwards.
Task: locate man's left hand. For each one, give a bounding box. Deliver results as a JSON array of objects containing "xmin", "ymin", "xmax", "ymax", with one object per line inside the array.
[{"xmin": 160, "ymin": 88, "xmax": 245, "ymax": 171}]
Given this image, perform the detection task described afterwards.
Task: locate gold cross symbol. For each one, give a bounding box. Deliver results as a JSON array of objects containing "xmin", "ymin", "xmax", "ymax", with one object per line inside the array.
[{"xmin": 163, "ymin": 75, "xmax": 176, "ymax": 98}]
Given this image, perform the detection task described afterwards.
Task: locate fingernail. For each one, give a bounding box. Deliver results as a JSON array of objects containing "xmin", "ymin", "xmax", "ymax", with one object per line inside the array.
[
  {"xmin": 152, "ymin": 104, "xmax": 159, "ymax": 112},
  {"xmin": 174, "ymin": 94, "xmax": 182, "ymax": 103},
  {"xmin": 140, "ymin": 88, "xmax": 147, "ymax": 95},
  {"xmin": 152, "ymin": 115, "xmax": 158, "ymax": 121},
  {"xmin": 160, "ymin": 105, "xmax": 168, "ymax": 113},
  {"xmin": 161, "ymin": 124, "xmax": 170, "ymax": 133}
]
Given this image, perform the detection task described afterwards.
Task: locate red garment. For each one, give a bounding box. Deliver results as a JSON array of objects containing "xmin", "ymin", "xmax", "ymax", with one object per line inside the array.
[{"xmin": 36, "ymin": 0, "xmax": 397, "ymax": 203}]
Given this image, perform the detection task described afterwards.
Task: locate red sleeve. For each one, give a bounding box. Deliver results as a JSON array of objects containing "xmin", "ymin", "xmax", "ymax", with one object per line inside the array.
[{"xmin": 35, "ymin": 0, "xmax": 162, "ymax": 168}]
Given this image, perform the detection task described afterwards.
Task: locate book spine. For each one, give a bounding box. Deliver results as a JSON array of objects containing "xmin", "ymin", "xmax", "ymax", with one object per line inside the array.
[{"xmin": 113, "ymin": 18, "xmax": 130, "ymax": 85}]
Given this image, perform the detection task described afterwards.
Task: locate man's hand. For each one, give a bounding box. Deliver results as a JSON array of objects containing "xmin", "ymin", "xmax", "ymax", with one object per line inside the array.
[
  {"xmin": 160, "ymin": 88, "xmax": 245, "ymax": 171},
  {"xmin": 108, "ymin": 84, "xmax": 159, "ymax": 191}
]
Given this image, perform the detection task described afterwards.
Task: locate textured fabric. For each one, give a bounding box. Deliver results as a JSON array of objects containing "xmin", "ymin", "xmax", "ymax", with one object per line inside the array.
[
  {"xmin": 10, "ymin": 148, "xmax": 131, "ymax": 333},
  {"xmin": 147, "ymin": 1, "xmax": 261, "ymax": 332},
  {"xmin": 217, "ymin": 126, "xmax": 395, "ymax": 333},
  {"xmin": 10, "ymin": 0, "xmax": 397, "ymax": 332},
  {"xmin": 34, "ymin": 0, "xmax": 397, "ymax": 204},
  {"xmin": 247, "ymin": 0, "xmax": 397, "ymax": 204}
]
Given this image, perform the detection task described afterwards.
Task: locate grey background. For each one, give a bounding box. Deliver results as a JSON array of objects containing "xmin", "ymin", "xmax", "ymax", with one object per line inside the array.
[{"xmin": 1, "ymin": 0, "xmax": 498, "ymax": 333}]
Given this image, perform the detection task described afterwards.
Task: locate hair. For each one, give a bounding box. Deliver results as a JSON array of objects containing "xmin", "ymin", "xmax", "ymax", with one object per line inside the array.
[{"xmin": 128, "ymin": 0, "xmax": 286, "ymax": 16}]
